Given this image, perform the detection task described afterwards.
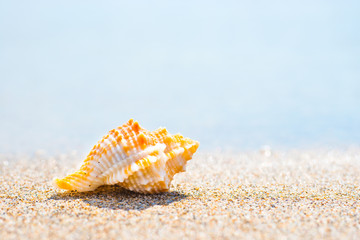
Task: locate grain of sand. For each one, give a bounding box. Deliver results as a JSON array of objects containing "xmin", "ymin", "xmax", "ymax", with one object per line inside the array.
[{"xmin": 1, "ymin": 148, "xmax": 360, "ymax": 239}]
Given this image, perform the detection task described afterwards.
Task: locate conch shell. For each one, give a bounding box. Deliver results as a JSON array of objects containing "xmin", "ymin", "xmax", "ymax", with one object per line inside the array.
[{"xmin": 53, "ymin": 119, "xmax": 199, "ymax": 194}]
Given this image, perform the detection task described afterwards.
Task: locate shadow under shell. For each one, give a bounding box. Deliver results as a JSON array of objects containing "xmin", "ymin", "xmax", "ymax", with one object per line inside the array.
[{"xmin": 49, "ymin": 185, "xmax": 188, "ymax": 211}]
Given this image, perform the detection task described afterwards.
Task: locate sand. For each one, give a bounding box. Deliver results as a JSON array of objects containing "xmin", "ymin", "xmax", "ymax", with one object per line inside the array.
[{"xmin": 1, "ymin": 147, "xmax": 360, "ymax": 240}]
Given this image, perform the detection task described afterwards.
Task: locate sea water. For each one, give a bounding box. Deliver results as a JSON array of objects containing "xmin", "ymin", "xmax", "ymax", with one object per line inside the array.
[{"xmin": 1, "ymin": 1, "xmax": 359, "ymax": 153}]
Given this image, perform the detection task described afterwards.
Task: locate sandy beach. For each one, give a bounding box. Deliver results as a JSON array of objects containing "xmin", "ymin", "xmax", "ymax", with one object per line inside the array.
[{"xmin": 1, "ymin": 148, "xmax": 360, "ymax": 240}]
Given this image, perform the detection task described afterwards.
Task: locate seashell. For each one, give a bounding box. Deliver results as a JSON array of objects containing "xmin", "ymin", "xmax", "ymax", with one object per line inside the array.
[{"xmin": 53, "ymin": 119, "xmax": 199, "ymax": 194}]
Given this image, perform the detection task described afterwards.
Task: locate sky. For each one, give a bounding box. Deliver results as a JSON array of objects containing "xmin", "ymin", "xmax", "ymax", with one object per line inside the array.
[{"xmin": 0, "ymin": 1, "xmax": 359, "ymax": 153}]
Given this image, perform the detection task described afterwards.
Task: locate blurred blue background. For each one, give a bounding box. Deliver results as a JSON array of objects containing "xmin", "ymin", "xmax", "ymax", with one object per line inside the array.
[{"xmin": 1, "ymin": 1, "xmax": 359, "ymax": 153}]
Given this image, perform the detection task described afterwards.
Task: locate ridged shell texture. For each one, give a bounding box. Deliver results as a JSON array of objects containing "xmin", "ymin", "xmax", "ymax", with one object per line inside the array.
[{"xmin": 53, "ymin": 119, "xmax": 199, "ymax": 194}]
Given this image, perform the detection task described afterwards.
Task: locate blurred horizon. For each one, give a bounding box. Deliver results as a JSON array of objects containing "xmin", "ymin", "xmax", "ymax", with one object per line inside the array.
[{"xmin": 1, "ymin": 1, "xmax": 359, "ymax": 154}]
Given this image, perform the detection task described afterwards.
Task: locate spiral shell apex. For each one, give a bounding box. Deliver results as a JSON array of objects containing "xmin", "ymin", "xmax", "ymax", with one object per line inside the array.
[{"xmin": 53, "ymin": 119, "xmax": 199, "ymax": 194}]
